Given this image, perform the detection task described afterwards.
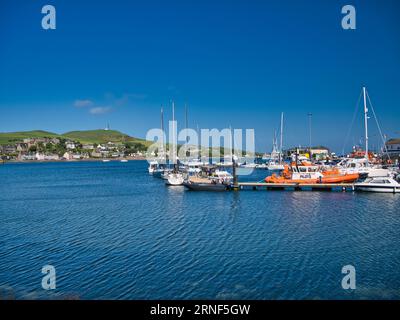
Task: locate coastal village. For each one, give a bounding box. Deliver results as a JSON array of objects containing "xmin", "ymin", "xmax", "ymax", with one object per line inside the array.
[{"xmin": 0, "ymin": 130, "xmax": 148, "ymax": 162}]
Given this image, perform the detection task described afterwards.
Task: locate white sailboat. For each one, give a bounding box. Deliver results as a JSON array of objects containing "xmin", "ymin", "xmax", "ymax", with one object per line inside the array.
[{"xmin": 339, "ymin": 87, "xmax": 391, "ymax": 178}]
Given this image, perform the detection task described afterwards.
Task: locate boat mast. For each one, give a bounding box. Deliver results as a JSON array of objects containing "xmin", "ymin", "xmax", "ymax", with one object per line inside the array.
[
  {"xmin": 185, "ymin": 104, "xmax": 189, "ymax": 157},
  {"xmin": 172, "ymin": 101, "xmax": 176, "ymax": 165},
  {"xmin": 363, "ymin": 87, "xmax": 369, "ymax": 163},
  {"xmin": 279, "ymin": 112, "xmax": 284, "ymax": 163},
  {"xmin": 158, "ymin": 105, "xmax": 164, "ymax": 160}
]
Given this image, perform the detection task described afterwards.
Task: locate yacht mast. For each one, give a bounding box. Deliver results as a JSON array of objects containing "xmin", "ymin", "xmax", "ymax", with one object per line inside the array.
[
  {"xmin": 185, "ymin": 104, "xmax": 189, "ymax": 143},
  {"xmin": 172, "ymin": 101, "xmax": 176, "ymax": 164},
  {"xmin": 185, "ymin": 104, "xmax": 189, "ymax": 157},
  {"xmin": 363, "ymin": 87, "xmax": 369, "ymax": 163},
  {"xmin": 160, "ymin": 106, "xmax": 164, "ymax": 157}
]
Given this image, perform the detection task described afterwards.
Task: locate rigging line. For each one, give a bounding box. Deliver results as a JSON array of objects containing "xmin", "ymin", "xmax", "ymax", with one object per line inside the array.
[
  {"xmin": 342, "ymin": 90, "xmax": 363, "ymax": 155},
  {"xmin": 366, "ymin": 90, "xmax": 391, "ymax": 160}
]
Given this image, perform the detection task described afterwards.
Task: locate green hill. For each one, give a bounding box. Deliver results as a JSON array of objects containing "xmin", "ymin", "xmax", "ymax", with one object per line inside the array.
[
  {"xmin": 0, "ymin": 129, "xmax": 151, "ymax": 146},
  {"xmin": 62, "ymin": 129, "xmax": 151, "ymax": 146},
  {"xmin": 0, "ymin": 130, "xmax": 62, "ymax": 145}
]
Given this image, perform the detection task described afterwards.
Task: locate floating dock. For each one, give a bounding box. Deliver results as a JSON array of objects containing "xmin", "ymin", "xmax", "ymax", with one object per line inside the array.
[{"xmin": 236, "ymin": 182, "xmax": 355, "ymax": 192}]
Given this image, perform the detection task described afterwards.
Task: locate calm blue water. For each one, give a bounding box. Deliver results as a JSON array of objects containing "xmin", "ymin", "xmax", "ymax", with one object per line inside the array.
[{"xmin": 0, "ymin": 161, "xmax": 399, "ymax": 300}]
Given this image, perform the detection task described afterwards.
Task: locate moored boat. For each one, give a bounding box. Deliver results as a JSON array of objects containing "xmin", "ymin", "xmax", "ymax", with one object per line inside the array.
[
  {"xmin": 265, "ymin": 164, "xmax": 359, "ymax": 184},
  {"xmin": 267, "ymin": 160, "xmax": 285, "ymax": 171},
  {"xmin": 148, "ymin": 160, "xmax": 160, "ymax": 173},
  {"xmin": 166, "ymin": 172, "xmax": 184, "ymax": 186},
  {"xmin": 183, "ymin": 180, "xmax": 229, "ymax": 191},
  {"xmin": 354, "ymin": 177, "xmax": 400, "ymax": 193}
]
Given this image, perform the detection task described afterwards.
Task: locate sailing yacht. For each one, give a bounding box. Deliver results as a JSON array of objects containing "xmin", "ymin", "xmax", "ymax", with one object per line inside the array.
[
  {"xmin": 267, "ymin": 136, "xmax": 284, "ymax": 170},
  {"xmin": 339, "ymin": 87, "xmax": 391, "ymax": 178}
]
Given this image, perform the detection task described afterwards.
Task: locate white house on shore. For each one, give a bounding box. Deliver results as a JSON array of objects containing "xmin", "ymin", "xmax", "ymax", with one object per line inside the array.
[
  {"xmin": 385, "ymin": 139, "xmax": 400, "ymax": 158},
  {"xmin": 66, "ymin": 141, "xmax": 76, "ymax": 149},
  {"xmin": 63, "ymin": 152, "xmax": 73, "ymax": 160}
]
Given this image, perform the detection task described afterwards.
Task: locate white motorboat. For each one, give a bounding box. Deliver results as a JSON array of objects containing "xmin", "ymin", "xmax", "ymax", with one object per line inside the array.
[
  {"xmin": 148, "ymin": 160, "xmax": 166, "ymax": 174},
  {"xmin": 102, "ymin": 159, "xmax": 110, "ymax": 162},
  {"xmin": 267, "ymin": 160, "xmax": 285, "ymax": 171},
  {"xmin": 120, "ymin": 159, "xmax": 128, "ymax": 163},
  {"xmin": 211, "ymin": 170, "xmax": 233, "ymax": 183},
  {"xmin": 354, "ymin": 177, "xmax": 400, "ymax": 193},
  {"xmin": 338, "ymin": 158, "xmax": 390, "ymax": 178},
  {"xmin": 148, "ymin": 160, "xmax": 159, "ymax": 173}
]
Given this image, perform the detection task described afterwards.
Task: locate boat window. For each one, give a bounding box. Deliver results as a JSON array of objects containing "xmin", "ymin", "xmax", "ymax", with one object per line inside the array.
[
  {"xmin": 299, "ymin": 167, "xmax": 307, "ymax": 172},
  {"xmin": 373, "ymin": 179, "xmax": 385, "ymax": 184}
]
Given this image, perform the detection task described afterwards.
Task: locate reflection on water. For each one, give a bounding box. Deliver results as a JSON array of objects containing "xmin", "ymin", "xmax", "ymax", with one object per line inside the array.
[{"xmin": 0, "ymin": 161, "xmax": 399, "ymax": 299}]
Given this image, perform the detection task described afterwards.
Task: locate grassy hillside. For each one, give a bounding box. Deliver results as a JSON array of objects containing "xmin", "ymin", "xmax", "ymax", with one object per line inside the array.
[
  {"xmin": 0, "ymin": 130, "xmax": 62, "ymax": 145},
  {"xmin": 62, "ymin": 129, "xmax": 151, "ymax": 146},
  {"xmin": 0, "ymin": 129, "xmax": 151, "ymax": 146}
]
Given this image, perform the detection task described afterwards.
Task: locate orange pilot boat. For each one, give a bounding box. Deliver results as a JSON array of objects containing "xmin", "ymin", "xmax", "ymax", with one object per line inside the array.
[{"xmin": 265, "ymin": 163, "xmax": 359, "ymax": 184}]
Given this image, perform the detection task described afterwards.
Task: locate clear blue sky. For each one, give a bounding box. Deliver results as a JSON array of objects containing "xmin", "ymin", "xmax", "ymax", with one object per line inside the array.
[{"xmin": 0, "ymin": 0, "xmax": 399, "ymax": 153}]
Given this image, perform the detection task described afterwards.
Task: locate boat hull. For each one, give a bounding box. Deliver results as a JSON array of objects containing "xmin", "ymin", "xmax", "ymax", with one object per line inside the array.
[
  {"xmin": 166, "ymin": 174, "xmax": 184, "ymax": 186},
  {"xmin": 355, "ymin": 186, "xmax": 399, "ymax": 193},
  {"xmin": 183, "ymin": 182, "xmax": 229, "ymax": 191}
]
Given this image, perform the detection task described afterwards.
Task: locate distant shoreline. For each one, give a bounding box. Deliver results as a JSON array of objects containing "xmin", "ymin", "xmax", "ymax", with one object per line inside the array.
[{"xmin": 1, "ymin": 157, "xmax": 147, "ymax": 164}]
